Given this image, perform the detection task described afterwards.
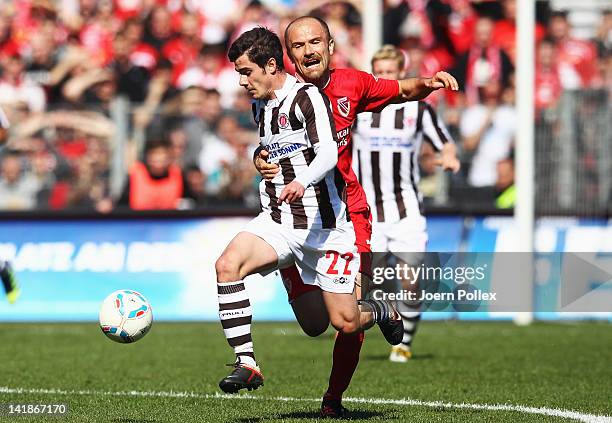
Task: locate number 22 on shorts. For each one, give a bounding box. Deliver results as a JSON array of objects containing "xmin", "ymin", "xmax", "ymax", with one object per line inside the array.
[{"xmin": 325, "ymin": 250, "xmax": 354, "ymax": 275}]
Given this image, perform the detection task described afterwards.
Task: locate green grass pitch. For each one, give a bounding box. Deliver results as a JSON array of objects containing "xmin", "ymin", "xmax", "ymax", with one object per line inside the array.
[{"xmin": 0, "ymin": 321, "xmax": 610, "ymax": 422}]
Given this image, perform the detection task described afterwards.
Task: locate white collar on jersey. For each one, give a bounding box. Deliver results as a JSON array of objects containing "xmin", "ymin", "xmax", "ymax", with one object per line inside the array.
[
  {"xmin": 294, "ymin": 72, "xmax": 331, "ymax": 90},
  {"xmin": 273, "ymin": 74, "xmax": 298, "ymax": 102}
]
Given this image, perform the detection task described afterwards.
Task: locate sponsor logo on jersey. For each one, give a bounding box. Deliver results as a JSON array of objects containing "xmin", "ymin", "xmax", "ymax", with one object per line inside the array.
[
  {"xmin": 337, "ymin": 97, "xmax": 350, "ymax": 118},
  {"xmin": 333, "ymin": 276, "xmax": 350, "ymax": 284},
  {"xmin": 336, "ymin": 126, "xmax": 350, "ymax": 147},
  {"xmin": 278, "ymin": 113, "xmax": 289, "ymax": 129},
  {"xmin": 267, "ymin": 142, "xmax": 304, "ymax": 160}
]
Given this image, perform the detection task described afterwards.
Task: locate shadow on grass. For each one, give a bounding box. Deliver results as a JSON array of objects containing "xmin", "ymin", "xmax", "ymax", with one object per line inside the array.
[
  {"xmin": 364, "ymin": 353, "xmax": 435, "ymax": 361},
  {"xmin": 233, "ymin": 409, "xmax": 387, "ymax": 421}
]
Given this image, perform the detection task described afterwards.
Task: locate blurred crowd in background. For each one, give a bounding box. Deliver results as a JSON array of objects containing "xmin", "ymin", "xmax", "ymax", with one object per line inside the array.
[{"xmin": 0, "ymin": 0, "xmax": 609, "ymax": 214}]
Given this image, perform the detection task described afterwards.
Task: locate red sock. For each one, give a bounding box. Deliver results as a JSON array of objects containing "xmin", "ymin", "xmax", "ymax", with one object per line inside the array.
[{"xmin": 323, "ymin": 331, "xmax": 365, "ymax": 402}]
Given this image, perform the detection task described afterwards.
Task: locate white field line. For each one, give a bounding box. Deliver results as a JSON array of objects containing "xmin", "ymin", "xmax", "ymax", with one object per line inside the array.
[{"xmin": 1, "ymin": 386, "xmax": 610, "ymax": 423}]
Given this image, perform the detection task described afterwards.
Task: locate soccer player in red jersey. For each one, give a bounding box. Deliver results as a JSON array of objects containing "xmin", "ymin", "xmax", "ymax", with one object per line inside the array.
[{"xmin": 255, "ymin": 16, "xmax": 458, "ymax": 418}]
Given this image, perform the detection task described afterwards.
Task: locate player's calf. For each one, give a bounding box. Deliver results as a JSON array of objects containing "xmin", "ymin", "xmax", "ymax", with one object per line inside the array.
[{"xmin": 215, "ymin": 232, "xmax": 278, "ymax": 393}]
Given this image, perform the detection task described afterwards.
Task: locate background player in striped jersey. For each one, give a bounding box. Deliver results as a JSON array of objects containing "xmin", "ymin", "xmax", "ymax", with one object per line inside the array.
[
  {"xmin": 0, "ymin": 106, "xmax": 20, "ymax": 304},
  {"xmin": 353, "ymin": 45, "xmax": 460, "ymax": 362},
  {"xmin": 217, "ymin": 27, "xmax": 401, "ymax": 394},
  {"xmin": 254, "ymin": 16, "xmax": 459, "ymax": 418}
]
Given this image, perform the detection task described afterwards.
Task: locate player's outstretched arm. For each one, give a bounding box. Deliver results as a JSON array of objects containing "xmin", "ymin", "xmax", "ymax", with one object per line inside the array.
[{"xmin": 399, "ymin": 71, "xmax": 459, "ymax": 101}]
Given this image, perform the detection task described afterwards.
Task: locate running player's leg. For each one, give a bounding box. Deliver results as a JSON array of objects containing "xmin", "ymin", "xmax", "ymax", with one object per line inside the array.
[
  {"xmin": 281, "ymin": 266, "xmax": 329, "ymax": 337},
  {"xmin": 322, "ymin": 210, "xmax": 400, "ymax": 417},
  {"xmin": 388, "ymin": 220, "xmax": 428, "ymax": 362},
  {"xmin": 215, "ymin": 226, "xmax": 283, "ymax": 393}
]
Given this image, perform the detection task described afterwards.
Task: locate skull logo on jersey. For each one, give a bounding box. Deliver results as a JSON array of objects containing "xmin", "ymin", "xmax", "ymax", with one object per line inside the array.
[
  {"xmin": 278, "ymin": 113, "xmax": 289, "ymax": 129},
  {"xmin": 337, "ymin": 97, "xmax": 351, "ymax": 118}
]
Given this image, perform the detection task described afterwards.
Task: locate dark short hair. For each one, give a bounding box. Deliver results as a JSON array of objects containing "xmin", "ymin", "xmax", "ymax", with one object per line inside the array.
[
  {"xmin": 284, "ymin": 16, "xmax": 331, "ymax": 51},
  {"xmin": 550, "ymin": 10, "xmax": 569, "ymax": 20},
  {"xmin": 228, "ymin": 27, "xmax": 284, "ymax": 71},
  {"xmin": 144, "ymin": 139, "xmax": 170, "ymax": 154}
]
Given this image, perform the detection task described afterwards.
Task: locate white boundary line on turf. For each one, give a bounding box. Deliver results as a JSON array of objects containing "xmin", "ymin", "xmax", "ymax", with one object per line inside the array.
[{"xmin": 1, "ymin": 386, "xmax": 610, "ymax": 423}]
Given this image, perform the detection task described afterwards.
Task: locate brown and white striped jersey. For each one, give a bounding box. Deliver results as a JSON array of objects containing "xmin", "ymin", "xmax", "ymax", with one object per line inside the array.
[
  {"xmin": 253, "ymin": 74, "xmax": 348, "ymax": 230},
  {"xmin": 353, "ymin": 101, "xmax": 454, "ymax": 223}
]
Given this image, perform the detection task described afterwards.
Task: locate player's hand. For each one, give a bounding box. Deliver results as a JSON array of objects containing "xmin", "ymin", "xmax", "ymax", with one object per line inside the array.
[
  {"xmin": 255, "ymin": 149, "xmax": 280, "ymax": 180},
  {"xmin": 435, "ymin": 154, "xmax": 461, "ymax": 173},
  {"xmin": 426, "ymin": 71, "xmax": 459, "ymax": 91},
  {"xmin": 278, "ymin": 181, "xmax": 305, "ymax": 204}
]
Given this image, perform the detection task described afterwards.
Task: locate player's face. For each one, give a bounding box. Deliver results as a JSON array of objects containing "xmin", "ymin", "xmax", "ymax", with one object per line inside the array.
[
  {"xmin": 372, "ymin": 59, "xmax": 401, "ymax": 81},
  {"xmin": 286, "ymin": 19, "xmax": 334, "ymax": 85},
  {"xmin": 234, "ymin": 54, "xmax": 273, "ymax": 100}
]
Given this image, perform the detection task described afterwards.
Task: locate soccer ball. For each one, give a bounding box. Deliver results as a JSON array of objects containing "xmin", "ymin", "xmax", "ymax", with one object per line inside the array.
[{"xmin": 99, "ymin": 290, "xmax": 153, "ymax": 343}]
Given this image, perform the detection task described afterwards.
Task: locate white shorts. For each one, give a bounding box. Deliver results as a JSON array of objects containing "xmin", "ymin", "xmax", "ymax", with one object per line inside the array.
[
  {"xmin": 243, "ymin": 213, "xmax": 360, "ymax": 294},
  {"xmin": 371, "ymin": 216, "xmax": 428, "ymax": 265}
]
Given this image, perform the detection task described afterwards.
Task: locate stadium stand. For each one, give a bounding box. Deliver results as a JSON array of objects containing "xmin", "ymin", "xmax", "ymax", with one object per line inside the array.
[{"xmin": 0, "ymin": 0, "xmax": 609, "ymax": 216}]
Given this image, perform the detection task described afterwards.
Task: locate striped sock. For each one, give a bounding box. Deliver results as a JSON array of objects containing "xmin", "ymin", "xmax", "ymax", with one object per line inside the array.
[
  {"xmin": 217, "ymin": 281, "xmax": 256, "ymax": 368},
  {"xmin": 359, "ymin": 299, "xmax": 394, "ymax": 324},
  {"xmin": 397, "ymin": 303, "xmax": 421, "ymax": 348}
]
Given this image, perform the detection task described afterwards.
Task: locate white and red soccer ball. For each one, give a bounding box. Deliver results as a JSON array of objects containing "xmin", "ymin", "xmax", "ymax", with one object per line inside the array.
[{"xmin": 99, "ymin": 289, "xmax": 153, "ymax": 343}]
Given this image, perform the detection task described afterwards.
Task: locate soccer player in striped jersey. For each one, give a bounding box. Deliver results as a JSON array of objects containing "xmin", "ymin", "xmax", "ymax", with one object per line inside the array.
[
  {"xmin": 353, "ymin": 45, "xmax": 460, "ymax": 362},
  {"xmin": 217, "ymin": 27, "xmax": 401, "ymax": 394},
  {"xmin": 0, "ymin": 107, "xmax": 20, "ymax": 304},
  {"xmin": 254, "ymin": 16, "xmax": 459, "ymax": 417}
]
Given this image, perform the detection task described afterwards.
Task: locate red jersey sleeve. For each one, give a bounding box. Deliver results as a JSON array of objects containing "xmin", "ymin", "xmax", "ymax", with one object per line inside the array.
[{"xmin": 354, "ymin": 69, "xmax": 400, "ymax": 113}]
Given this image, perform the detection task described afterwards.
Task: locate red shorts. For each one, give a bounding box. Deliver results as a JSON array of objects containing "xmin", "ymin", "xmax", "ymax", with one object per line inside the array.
[{"xmin": 281, "ymin": 207, "xmax": 372, "ymax": 302}]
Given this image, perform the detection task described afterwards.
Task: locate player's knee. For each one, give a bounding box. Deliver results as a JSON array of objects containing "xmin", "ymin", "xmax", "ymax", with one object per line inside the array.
[
  {"xmin": 215, "ymin": 254, "xmax": 239, "ymax": 282},
  {"xmin": 301, "ymin": 319, "xmax": 329, "ymax": 337},
  {"xmin": 330, "ymin": 315, "xmax": 360, "ymax": 335}
]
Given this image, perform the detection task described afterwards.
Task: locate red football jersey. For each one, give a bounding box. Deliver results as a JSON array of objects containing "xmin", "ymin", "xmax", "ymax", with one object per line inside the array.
[{"xmin": 322, "ymin": 68, "xmax": 399, "ymax": 213}]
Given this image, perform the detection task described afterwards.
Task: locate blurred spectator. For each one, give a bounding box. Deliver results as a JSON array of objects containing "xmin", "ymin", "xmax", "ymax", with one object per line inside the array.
[
  {"xmin": 23, "ymin": 33, "xmax": 58, "ymax": 89},
  {"xmin": 492, "ymin": 0, "xmax": 546, "ymax": 63},
  {"xmin": 76, "ymin": 0, "xmax": 121, "ymax": 66},
  {"xmin": 460, "ymin": 81, "xmax": 516, "ymax": 188},
  {"xmin": 198, "ymin": 114, "xmax": 257, "ymax": 206},
  {"xmin": 168, "ymin": 126, "xmax": 188, "ymax": 167},
  {"xmin": 176, "ymin": 43, "xmax": 239, "ymax": 109},
  {"xmin": 169, "ymin": 86, "xmax": 222, "ymax": 164},
  {"xmin": 495, "ymin": 154, "xmax": 515, "ymax": 208},
  {"xmin": 68, "ymin": 142, "xmax": 112, "ymax": 212},
  {"xmin": 535, "ymin": 39, "xmax": 562, "ymax": 115},
  {"xmin": 0, "ymin": 106, "xmax": 8, "ymax": 145},
  {"xmin": 109, "ymin": 30, "xmax": 150, "ymax": 102},
  {"xmin": 132, "ymin": 58, "xmax": 177, "ymax": 133},
  {"xmin": 143, "ymin": 6, "xmax": 174, "ymax": 53},
  {"xmin": 62, "ymin": 66, "xmax": 117, "ymax": 115},
  {"xmin": 0, "ymin": 15, "xmax": 19, "ymax": 58},
  {"xmin": 118, "ymin": 139, "xmax": 186, "ymax": 210},
  {"xmin": 123, "ymin": 18, "xmax": 159, "ymax": 71},
  {"xmin": 162, "ymin": 13, "xmax": 202, "ymax": 84},
  {"xmin": 594, "ymin": 9, "xmax": 611, "ymax": 60},
  {"xmin": 0, "ymin": 46, "xmax": 47, "ymax": 114},
  {"xmin": 549, "ymin": 10, "xmax": 599, "ymax": 89},
  {"xmin": 183, "ymin": 163, "xmax": 212, "ymax": 207},
  {"xmin": 0, "ymin": 151, "xmax": 40, "ymax": 210},
  {"xmin": 452, "ymin": 17, "xmax": 514, "ymax": 105},
  {"xmin": 446, "ymin": 0, "xmax": 477, "ymax": 57}
]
